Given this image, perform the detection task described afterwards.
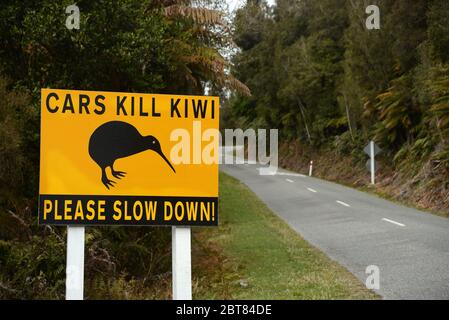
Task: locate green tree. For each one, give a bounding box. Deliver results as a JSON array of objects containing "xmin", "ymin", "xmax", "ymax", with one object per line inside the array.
[{"xmin": 0, "ymin": 0, "xmax": 246, "ymax": 299}]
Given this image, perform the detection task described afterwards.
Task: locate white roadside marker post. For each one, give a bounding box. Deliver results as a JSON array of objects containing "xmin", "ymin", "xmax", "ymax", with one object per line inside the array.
[
  {"xmin": 309, "ymin": 160, "xmax": 313, "ymax": 177},
  {"xmin": 364, "ymin": 140, "xmax": 381, "ymax": 185},
  {"xmin": 370, "ymin": 141, "xmax": 375, "ymax": 185},
  {"xmin": 66, "ymin": 226, "xmax": 85, "ymax": 300},
  {"xmin": 172, "ymin": 226, "xmax": 192, "ymax": 300}
]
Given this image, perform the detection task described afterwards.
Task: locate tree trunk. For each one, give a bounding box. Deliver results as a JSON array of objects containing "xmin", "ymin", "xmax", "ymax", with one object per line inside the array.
[
  {"xmin": 343, "ymin": 92, "xmax": 354, "ymax": 141},
  {"xmin": 297, "ymin": 98, "xmax": 312, "ymax": 144}
]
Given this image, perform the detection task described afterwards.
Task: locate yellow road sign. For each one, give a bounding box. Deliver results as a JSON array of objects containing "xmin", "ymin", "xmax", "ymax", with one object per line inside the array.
[{"xmin": 39, "ymin": 89, "xmax": 219, "ymax": 226}]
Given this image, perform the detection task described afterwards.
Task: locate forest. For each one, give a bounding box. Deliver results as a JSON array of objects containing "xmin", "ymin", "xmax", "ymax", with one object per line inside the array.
[{"xmin": 226, "ymin": 0, "xmax": 449, "ymax": 213}]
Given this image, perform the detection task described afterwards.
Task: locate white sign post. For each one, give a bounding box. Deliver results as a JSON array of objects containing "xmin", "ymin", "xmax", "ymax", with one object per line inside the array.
[
  {"xmin": 364, "ymin": 140, "xmax": 381, "ymax": 185},
  {"xmin": 172, "ymin": 226, "xmax": 192, "ymax": 300},
  {"xmin": 66, "ymin": 226, "xmax": 85, "ymax": 300},
  {"xmin": 309, "ymin": 160, "xmax": 313, "ymax": 177},
  {"xmin": 370, "ymin": 141, "xmax": 375, "ymax": 185}
]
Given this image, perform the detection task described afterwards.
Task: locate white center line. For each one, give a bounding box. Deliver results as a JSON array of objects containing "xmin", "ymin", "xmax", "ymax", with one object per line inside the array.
[
  {"xmin": 382, "ymin": 218, "xmax": 405, "ymax": 227},
  {"xmin": 336, "ymin": 200, "xmax": 351, "ymax": 207},
  {"xmin": 286, "ymin": 178, "xmax": 294, "ymax": 183},
  {"xmin": 307, "ymin": 187, "xmax": 317, "ymax": 193}
]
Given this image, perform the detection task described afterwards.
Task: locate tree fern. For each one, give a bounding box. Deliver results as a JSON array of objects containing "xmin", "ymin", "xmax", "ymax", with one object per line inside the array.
[
  {"xmin": 428, "ymin": 64, "xmax": 449, "ymax": 134},
  {"xmin": 160, "ymin": 0, "xmax": 250, "ymax": 95},
  {"xmin": 374, "ymin": 74, "xmax": 420, "ymax": 146}
]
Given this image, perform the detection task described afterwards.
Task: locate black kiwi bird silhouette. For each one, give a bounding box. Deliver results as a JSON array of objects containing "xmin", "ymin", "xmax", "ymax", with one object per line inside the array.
[{"xmin": 89, "ymin": 121, "xmax": 176, "ymax": 189}]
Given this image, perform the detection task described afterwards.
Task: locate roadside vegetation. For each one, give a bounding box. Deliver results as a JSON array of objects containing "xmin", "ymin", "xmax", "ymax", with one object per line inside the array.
[
  {"xmin": 224, "ymin": 0, "xmax": 449, "ymax": 216},
  {"xmin": 193, "ymin": 173, "xmax": 378, "ymax": 299}
]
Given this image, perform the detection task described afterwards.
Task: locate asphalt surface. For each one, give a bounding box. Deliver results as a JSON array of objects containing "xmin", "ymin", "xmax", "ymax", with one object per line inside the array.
[{"xmin": 221, "ymin": 161, "xmax": 449, "ymax": 299}]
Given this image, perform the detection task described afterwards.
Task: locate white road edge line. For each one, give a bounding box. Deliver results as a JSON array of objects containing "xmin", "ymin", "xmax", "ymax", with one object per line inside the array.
[
  {"xmin": 336, "ymin": 200, "xmax": 351, "ymax": 207},
  {"xmin": 255, "ymin": 168, "xmax": 306, "ymax": 177},
  {"xmin": 278, "ymin": 173, "xmax": 306, "ymax": 177},
  {"xmin": 382, "ymin": 218, "xmax": 405, "ymax": 227},
  {"xmin": 307, "ymin": 187, "xmax": 317, "ymax": 193},
  {"xmin": 286, "ymin": 179, "xmax": 294, "ymax": 183}
]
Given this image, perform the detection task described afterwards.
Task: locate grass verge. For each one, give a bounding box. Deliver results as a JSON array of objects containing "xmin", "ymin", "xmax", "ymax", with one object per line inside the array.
[{"xmin": 191, "ymin": 173, "xmax": 379, "ymax": 299}]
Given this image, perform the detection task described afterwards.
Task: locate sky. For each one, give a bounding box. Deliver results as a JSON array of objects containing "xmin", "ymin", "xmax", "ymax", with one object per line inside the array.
[{"xmin": 227, "ymin": 0, "xmax": 276, "ymax": 12}]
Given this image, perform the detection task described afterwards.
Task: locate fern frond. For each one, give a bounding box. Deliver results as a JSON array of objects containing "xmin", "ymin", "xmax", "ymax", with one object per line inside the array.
[{"xmin": 164, "ymin": 5, "xmax": 225, "ymax": 25}]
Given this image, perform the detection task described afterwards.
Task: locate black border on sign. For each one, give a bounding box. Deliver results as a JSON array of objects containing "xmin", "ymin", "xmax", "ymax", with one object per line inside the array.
[{"xmin": 38, "ymin": 194, "xmax": 219, "ymax": 227}]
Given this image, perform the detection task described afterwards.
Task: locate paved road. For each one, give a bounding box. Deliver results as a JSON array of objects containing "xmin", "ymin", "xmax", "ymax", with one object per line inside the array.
[{"xmin": 221, "ymin": 162, "xmax": 449, "ymax": 299}]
